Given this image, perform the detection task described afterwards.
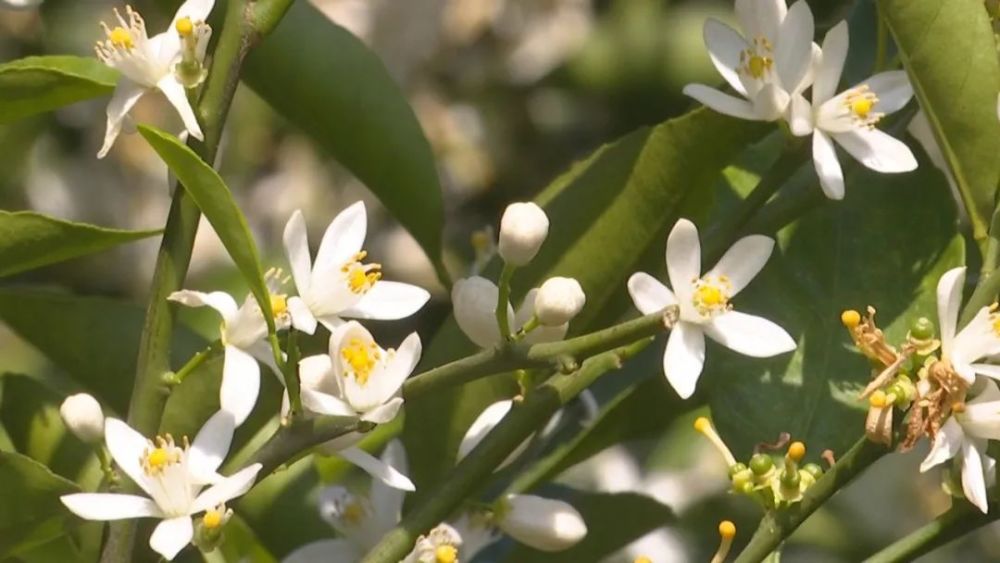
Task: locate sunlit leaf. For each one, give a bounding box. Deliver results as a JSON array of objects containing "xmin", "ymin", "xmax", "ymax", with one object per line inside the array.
[
  {"xmin": 0, "ymin": 450, "xmax": 80, "ymax": 558},
  {"xmin": 0, "ymin": 56, "xmax": 116, "ymax": 123}
]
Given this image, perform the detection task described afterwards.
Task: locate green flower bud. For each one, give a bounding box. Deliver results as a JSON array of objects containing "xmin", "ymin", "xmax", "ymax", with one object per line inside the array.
[
  {"xmin": 802, "ymin": 463, "xmax": 823, "ymax": 480},
  {"xmin": 728, "ymin": 462, "xmax": 748, "ymax": 478},
  {"xmin": 750, "ymin": 453, "xmax": 774, "ymax": 476},
  {"xmin": 910, "ymin": 317, "xmax": 935, "ymax": 340}
]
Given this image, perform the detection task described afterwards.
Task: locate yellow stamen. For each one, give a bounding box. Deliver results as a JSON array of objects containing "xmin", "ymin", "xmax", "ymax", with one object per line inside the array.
[
  {"xmin": 711, "ymin": 521, "xmax": 736, "ymax": 563},
  {"xmin": 203, "ymin": 509, "xmax": 223, "ymax": 529},
  {"xmin": 634, "ymin": 558, "xmax": 653, "ymax": 563},
  {"xmin": 342, "ymin": 251, "xmax": 383, "ymax": 294},
  {"xmin": 175, "ymin": 16, "xmax": 194, "ymax": 37},
  {"xmin": 695, "ymin": 285, "xmax": 725, "ymax": 307},
  {"xmin": 841, "ymin": 309, "xmax": 861, "ymax": 328},
  {"xmin": 694, "ymin": 416, "xmax": 738, "ymax": 467},
  {"xmin": 342, "ymin": 501, "xmax": 366, "ymax": 525},
  {"xmin": 435, "ymin": 545, "xmax": 458, "ymax": 563},
  {"xmin": 952, "ymin": 401, "xmax": 966, "ymax": 414},
  {"xmin": 851, "ymin": 97, "xmax": 874, "ymax": 118},
  {"xmin": 992, "ymin": 315, "xmax": 1000, "ymax": 337},
  {"xmin": 109, "ymin": 26, "xmax": 134, "ymax": 49},
  {"xmin": 747, "ymin": 55, "xmax": 769, "ymax": 78},
  {"xmin": 270, "ymin": 294, "xmax": 288, "ymax": 317},
  {"xmin": 787, "ymin": 441, "xmax": 806, "ymax": 462},
  {"xmin": 341, "ymin": 338, "xmax": 380, "ymax": 385},
  {"xmin": 147, "ymin": 448, "xmax": 169, "ymax": 469},
  {"xmin": 719, "ymin": 520, "xmax": 736, "ymax": 539},
  {"xmin": 692, "ymin": 277, "xmax": 731, "ymax": 317},
  {"xmin": 869, "ymin": 390, "xmax": 888, "ymax": 409}
]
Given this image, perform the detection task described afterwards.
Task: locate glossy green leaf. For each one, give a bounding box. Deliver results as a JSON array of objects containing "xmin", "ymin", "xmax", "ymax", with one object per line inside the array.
[
  {"xmin": 0, "ymin": 289, "xmax": 205, "ymax": 413},
  {"xmin": 404, "ymin": 109, "xmax": 767, "ymax": 496},
  {"xmin": 0, "ymin": 450, "xmax": 80, "ymax": 557},
  {"xmin": 0, "ymin": 211, "xmax": 160, "ymax": 278},
  {"xmin": 709, "ymin": 153, "xmax": 964, "ymax": 459},
  {"xmin": 242, "ymin": 2, "xmax": 446, "ymax": 279},
  {"xmin": 881, "ymin": 0, "xmax": 1000, "ymax": 240},
  {"xmin": 503, "ymin": 489, "xmax": 674, "ymax": 562},
  {"xmin": 138, "ymin": 125, "xmax": 274, "ymax": 330},
  {"xmin": 0, "ymin": 56, "xmax": 117, "ymax": 123}
]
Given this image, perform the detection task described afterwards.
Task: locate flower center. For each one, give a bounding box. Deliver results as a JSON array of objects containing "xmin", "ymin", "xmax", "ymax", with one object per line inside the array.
[
  {"xmin": 140, "ymin": 435, "xmax": 185, "ymax": 476},
  {"xmin": 341, "ymin": 500, "xmax": 367, "ymax": 525},
  {"xmin": 203, "ymin": 508, "xmax": 223, "ymax": 529},
  {"xmin": 175, "ymin": 16, "xmax": 194, "ymax": 37},
  {"xmin": 843, "ymin": 85, "xmax": 882, "ymax": 127},
  {"xmin": 270, "ymin": 294, "xmax": 288, "ymax": 318},
  {"xmin": 341, "ymin": 338, "xmax": 380, "ymax": 385},
  {"xmin": 342, "ymin": 251, "xmax": 382, "ymax": 294},
  {"xmin": 692, "ymin": 276, "xmax": 732, "ymax": 318},
  {"xmin": 109, "ymin": 26, "xmax": 134, "ymax": 49},
  {"xmin": 739, "ymin": 37, "xmax": 774, "ymax": 80},
  {"xmin": 435, "ymin": 545, "xmax": 458, "ymax": 563}
]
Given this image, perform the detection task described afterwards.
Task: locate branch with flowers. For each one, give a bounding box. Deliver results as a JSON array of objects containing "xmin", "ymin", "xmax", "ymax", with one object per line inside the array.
[{"xmin": 2, "ymin": 0, "xmax": 1000, "ymax": 561}]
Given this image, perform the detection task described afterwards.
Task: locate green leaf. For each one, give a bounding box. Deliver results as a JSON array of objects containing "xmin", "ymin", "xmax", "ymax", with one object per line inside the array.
[
  {"xmin": 0, "ymin": 56, "xmax": 117, "ymax": 123},
  {"xmin": 137, "ymin": 125, "xmax": 274, "ymax": 331},
  {"xmin": 503, "ymin": 489, "xmax": 674, "ymax": 562},
  {"xmin": 709, "ymin": 153, "xmax": 964, "ymax": 459},
  {"xmin": 0, "ymin": 211, "xmax": 161, "ymax": 278},
  {"xmin": 880, "ymin": 0, "xmax": 1000, "ymax": 240},
  {"xmin": 404, "ymin": 109, "xmax": 767, "ymax": 496},
  {"xmin": 0, "ymin": 450, "xmax": 81, "ymax": 557},
  {"xmin": 0, "ymin": 289, "xmax": 206, "ymax": 413},
  {"xmin": 242, "ymin": 3, "xmax": 446, "ymax": 279}
]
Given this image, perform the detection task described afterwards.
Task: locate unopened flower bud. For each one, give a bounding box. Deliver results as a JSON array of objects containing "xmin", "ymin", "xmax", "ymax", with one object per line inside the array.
[
  {"xmin": 59, "ymin": 393, "xmax": 105, "ymax": 444},
  {"xmin": 497, "ymin": 494, "xmax": 587, "ymax": 552},
  {"xmin": 909, "ymin": 316, "xmax": 935, "ymax": 340},
  {"xmin": 452, "ymin": 276, "xmax": 511, "ymax": 348},
  {"xmin": 498, "ymin": 202, "xmax": 549, "ymax": 266},
  {"xmin": 749, "ymin": 453, "xmax": 774, "ymax": 476},
  {"xmin": 194, "ymin": 505, "xmax": 232, "ymax": 552},
  {"xmin": 534, "ymin": 277, "xmax": 586, "ymax": 326}
]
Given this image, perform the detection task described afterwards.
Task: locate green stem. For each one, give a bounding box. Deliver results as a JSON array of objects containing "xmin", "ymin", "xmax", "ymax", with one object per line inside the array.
[
  {"xmin": 874, "ymin": 2, "xmax": 888, "ymax": 73},
  {"xmin": 164, "ymin": 340, "xmax": 223, "ymax": 385},
  {"xmin": 733, "ymin": 436, "xmax": 890, "ymax": 563},
  {"xmin": 863, "ymin": 503, "xmax": 998, "ymax": 562},
  {"xmin": 401, "ymin": 307, "xmax": 677, "ymax": 399},
  {"xmin": 360, "ymin": 338, "xmax": 655, "ymax": 563},
  {"xmin": 496, "ymin": 264, "xmax": 516, "ymax": 339},
  {"xmin": 234, "ymin": 417, "xmax": 367, "ymax": 478}
]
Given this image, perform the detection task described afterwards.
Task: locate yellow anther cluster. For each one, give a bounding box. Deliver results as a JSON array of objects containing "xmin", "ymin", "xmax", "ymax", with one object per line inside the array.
[
  {"xmin": 851, "ymin": 97, "xmax": 874, "ymax": 118},
  {"xmin": 435, "ymin": 545, "xmax": 458, "ymax": 563},
  {"xmin": 841, "ymin": 309, "xmax": 861, "ymax": 328},
  {"xmin": 109, "ymin": 26, "xmax": 134, "ymax": 49},
  {"xmin": 992, "ymin": 314, "xmax": 1000, "ymax": 337},
  {"xmin": 692, "ymin": 276, "xmax": 732, "ymax": 317},
  {"xmin": 202, "ymin": 509, "xmax": 223, "ymax": 529},
  {"xmin": 869, "ymin": 390, "xmax": 888, "ymax": 408},
  {"xmin": 270, "ymin": 294, "xmax": 288, "ymax": 317},
  {"xmin": 718, "ymin": 520, "xmax": 736, "ymax": 539},
  {"xmin": 844, "ymin": 85, "xmax": 882, "ymax": 127},
  {"xmin": 342, "ymin": 251, "xmax": 382, "ymax": 294},
  {"xmin": 175, "ymin": 16, "xmax": 194, "ymax": 37},
  {"xmin": 341, "ymin": 501, "xmax": 367, "ymax": 525},
  {"xmin": 634, "ymin": 557, "xmax": 653, "ymax": 563},
  {"xmin": 787, "ymin": 441, "xmax": 806, "ymax": 462},
  {"xmin": 341, "ymin": 338, "xmax": 380, "ymax": 385},
  {"xmin": 739, "ymin": 36, "xmax": 774, "ymax": 79},
  {"xmin": 141, "ymin": 435, "xmax": 183, "ymax": 475}
]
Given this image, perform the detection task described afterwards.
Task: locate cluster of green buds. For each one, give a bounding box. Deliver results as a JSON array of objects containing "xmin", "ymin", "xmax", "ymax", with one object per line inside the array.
[
  {"xmin": 841, "ymin": 309, "xmax": 932, "ymax": 445},
  {"xmin": 694, "ymin": 417, "xmax": 824, "ymax": 509}
]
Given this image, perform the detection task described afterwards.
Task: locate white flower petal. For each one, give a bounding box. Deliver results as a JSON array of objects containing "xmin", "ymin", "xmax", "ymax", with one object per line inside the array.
[
  {"xmin": 705, "ymin": 310, "xmax": 796, "ymax": 357},
  {"xmin": 360, "ymin": 397, "xmax": 403, "ymax": 424},
  {"xmin": 706, "ymin": 234, "xmax": 773, "ymax": 297},
  {"xmin": 339, "ymin": 446, "xmax": 415, "ymax": 491},
  {"xmin": 523, "ymin": 322, "xmax": 569, "ymax": 345},
  {"xmin": 187, "ymin": 410, "xmax": 235, "ymax": 484},
  {"xmin": 314, "ymin": 201, "xmax": 367, "ymax": 276},
  {"xmin": 937, "ymin": 267, "xmax": 966, "ymax": 357},
  {"xmin": 284, "ymin": 540, "xmax": 363, "ymax": 563},
  {"xmin": 369, "ymin": 440, "xmax": 410, "ymax": 529},
  {"xmin": 702, "ymin": 19, "xmax": 749, "ymax": 96},
  {"xmin": 174, "ymin": 0, "xmax": 215, "ymax": 22},
  {"xmin": 220, "ymin": 345, "xmax": 260, "ymax": 426},
  {"xmin": 919, "ymin": 417, "xmax": 964, "ymax": 471},
  {"xmin": 343, "ymin": 281, "xmax": 431, "ymax": 320},
  {"xmin": 663, "ymin": 322, "xmax": 705, "ymax": 399},
  {"xmin": 682, "ymin": 84, "xmax": 761, "ymax": 121},
  {"xmin": 961, "ymin": 441, "xmax": 990, "ymax": 513},
  {"xmin": 61, "ymin": 493, "xmax": 162, "ymax": 521},
  {"xmin": 104, "ymin": 418, "xmax": 154, "ymax": 497},
  {"xmin": 498, "ymin": 495, "xmax": 587, "ymax": 552},
  {"xmin": 287, "ymin": 296, "xmax": 318, "ymax": 335},
  {"xmin": 157, "ymin": 77, "xmax": 203, "ymax": 141},
  {"xmin": 971, "ymin": 363, "xmax": 1000, "ymax": 382},
  {"xmin": 774, "ymin": 1, "xmax": 814, "ymax": 93},
  {"xmin": 832, "ymin": 128, "xmax": 917, "ymax": 173},
  {"xmin": 190, "ymin": 463, "xmax": 262, "ymax": 514},
  {"xmin": 666, "ymin": 219, "xmax": 702, "ymax": 306},
  {"xmin": 283, "ymin": 210, "xmax": 313, "ymax": 294},
  {"xmin": 865, "ymin": 70, "xmax": 913, "ymax": 114},
  {"xmin": 167, "ymin": 290, "xmax": 238, "ymax": 324},
  {"xmin": 812, "ymin": 130, "xmax": 845, "ymax": 200},
  {"xmin": 299, "ymin": 353, "xmax": 337, "ymax": 394},
  {"xmin": 627, "ymin": 272, "xmax": 676, "ymax": 315},
  {"xmin": 751, "ymin": 83, "xmax": 790, "ymax": 120},
  {"xmin": 735, "ymin": 0, "xmax": 786, "ymax": 41},
  {"xmin": 149, "ymin": 516, "xmax": 193, "ymax": 561},
  {"xmin": 813, "ymin": 21, "xmax": 848, "ymax": 105},
  {"xmin": 301, "ymin": 388, "xmax": 356, "ymax": 417},
  {"xmin": 952, "ymin": 307, "xmax": 1000, "ymax": 372},
  {"xmin": 787, "ymin": 93, "xmax": 813, "ymax": 136},
  {"xmin": 98, "ymin": 80, "xmax": 146, "ymax": 159},
  {"xmin": 458, "ymin": 400, "xmax": 513, "ymax": 461},
  {"xmin": 453, "ymin": 276, "xmax": 510, "ymax": 348}
]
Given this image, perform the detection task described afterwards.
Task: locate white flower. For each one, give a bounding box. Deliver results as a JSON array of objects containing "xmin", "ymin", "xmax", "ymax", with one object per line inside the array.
[
  {"xmin": 498, "ymin": 202, "xmax": 549, "ymax": 266},
  {"xmin": 315, "ymin": 433, "xmax": 416, "ymax": 492},
  {"xmin": 283, "ymin": 441, "xmax": 410, "ymax": 562},
  {"xmin": 534, "ymin": 277, "xmax": 586, "ymax": 326},
  {"xmin": 94, "ymin": 0, "xmax": 215, "ymax": 158},
  {"xmin": 168, "ymin": 289, "xmax": 283, "ymax": 425},
  {"xmin": 452, "ymin": 276, "xmax": 567, "ymax": 348},
  {"xmin": 496, "ymin": 494, "xmax": 587, "ymax": 552},
  {"xmin": 282, "ymin": 203, "xmax": 430, "ymax": 335},
  {"xmin": 683, "ymin": 0, "xmax": 816, "ymax": 127},
  {"xmin": 289, "ymin": 320, "xmax": 421, "ymax": 425},
  {"xmin": 403, "ymin": 523, "xmax": 463, "ymax": 563},
  {"xmin": 457, "ymin": 399, "xmax": 532, "ymax": 470},
  {"xmin": 59, "ymin": 393, "xmax": 105, "ymax": 444},
  {"xmin": 920, "ymin": 379, "xmax": 1000, "ymax": 513},
  {"xmin": 804, "ymin": 21, "xmax": 916, "ymax": 199},
  {"xmin": 934, "ymin": 267, "xmax": 1000, "ymax": 384},
  {"xmin": 627, "ymin": 219, "xmax": 795, "ymax": 399},
  {"xmin": 60, "ymin": 411, "xmax": 261, "ymax": 560}
]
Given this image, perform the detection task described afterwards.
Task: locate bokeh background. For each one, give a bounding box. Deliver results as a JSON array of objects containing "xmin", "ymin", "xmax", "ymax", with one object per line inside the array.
[{"xmin": 1, "ymin": 0, "xmax": 998, "ymax": 561}]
